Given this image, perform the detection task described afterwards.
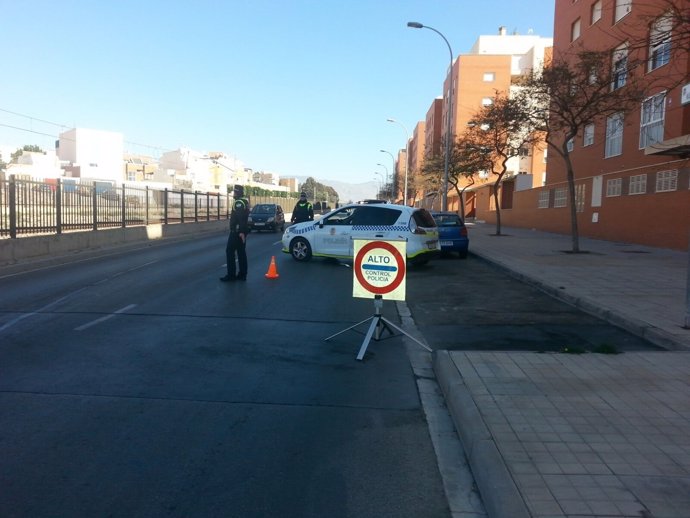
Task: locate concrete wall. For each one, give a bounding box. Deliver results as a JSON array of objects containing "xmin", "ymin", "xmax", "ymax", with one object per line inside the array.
[{"xmin": 0, "ymin": 220, "xmax": 228, "ymax": 266}]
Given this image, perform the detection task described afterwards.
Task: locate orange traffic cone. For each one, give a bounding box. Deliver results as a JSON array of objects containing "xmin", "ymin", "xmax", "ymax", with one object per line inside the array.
[{"xmin": 265, "ymin": 256, "xmax": 280, "ymax": 279}]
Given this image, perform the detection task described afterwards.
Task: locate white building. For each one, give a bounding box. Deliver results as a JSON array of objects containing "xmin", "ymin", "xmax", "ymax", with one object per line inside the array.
[
  {"xmin": 5, "ymin": 150, "xmax": 63, "ymax": 179},
  {"xmin": 469, "ymin": 27, "xmax": 552, "ymax": 75},
  {"xmin": 57, "ymin": 128, "xmax": 124, "ymax": 182}
]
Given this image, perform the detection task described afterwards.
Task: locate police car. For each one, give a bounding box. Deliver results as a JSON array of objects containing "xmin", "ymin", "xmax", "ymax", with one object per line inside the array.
[{"xmin": 282, "ymin": 202, "xmax": 440, "ymax": 264}]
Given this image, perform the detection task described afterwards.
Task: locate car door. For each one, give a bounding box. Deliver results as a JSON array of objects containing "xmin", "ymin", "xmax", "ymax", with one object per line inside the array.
[{"xmin": 313, "ymin": 206, "xmax": 357, "ymax": 257}]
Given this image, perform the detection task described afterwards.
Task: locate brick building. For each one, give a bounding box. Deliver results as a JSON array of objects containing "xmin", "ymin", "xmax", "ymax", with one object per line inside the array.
[{"xmin": 471, "ymin": 0, "xmax": 690, "ymax": 250}]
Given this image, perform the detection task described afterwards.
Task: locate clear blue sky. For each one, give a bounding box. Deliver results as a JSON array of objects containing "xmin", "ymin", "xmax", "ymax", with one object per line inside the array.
[{"xmin": 1, "ymin": 0, "xmax": 555, "ymax": 184}]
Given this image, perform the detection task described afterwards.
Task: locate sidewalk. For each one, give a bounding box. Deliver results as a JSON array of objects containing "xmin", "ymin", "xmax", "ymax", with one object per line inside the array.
[{"xmin": 433, "ymin": 223, "xmax": 690, "ymax": 518}]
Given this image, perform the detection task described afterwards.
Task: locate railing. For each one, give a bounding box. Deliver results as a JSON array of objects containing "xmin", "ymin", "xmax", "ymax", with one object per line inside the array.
[{"xmin": 0, "ymin": 177, "xmax": 231, "ymax": 238}]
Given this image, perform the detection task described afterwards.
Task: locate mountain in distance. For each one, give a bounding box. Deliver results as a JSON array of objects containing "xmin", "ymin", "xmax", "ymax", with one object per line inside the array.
[{"xmin": 294, "ymin": 176, "xmax": 379, "ymax": 205}]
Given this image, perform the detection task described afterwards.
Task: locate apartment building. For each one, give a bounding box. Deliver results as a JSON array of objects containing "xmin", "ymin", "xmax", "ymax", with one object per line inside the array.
[
  {"xmin": 404, "ymin": 28, "xmax": 552, "ymax": 212},
  {"xmin": 57, "ymin": 128, "xmax": 124, "ymax": 182},
  {"xmin": 470, "ymin": 0, "xmax": 690, "ymax": 250},
  {"xmin": 408, "ymin": 120, "xmax": 427, "ymax": 205}
]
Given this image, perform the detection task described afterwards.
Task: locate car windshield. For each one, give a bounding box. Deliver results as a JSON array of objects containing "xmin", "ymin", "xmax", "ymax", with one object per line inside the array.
[
  {"xmin": 433, "ymin": 214, "xmax": 462, "ymax": 227},
  {"xmin": 322, "ymin": 206, "xmax": 401, "ymax": 226},
  {"xmin": 252, "ymin": 204, "xmax": 274, "ymax": 214}
]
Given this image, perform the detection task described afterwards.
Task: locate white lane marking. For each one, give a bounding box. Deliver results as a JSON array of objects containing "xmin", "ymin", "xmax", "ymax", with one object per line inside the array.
[
  {"xmin": 0, "ymin": 288, "xmax": 88, "ymax": 333},
  {"xmin": 74, "ymin": 304, "xmax": 137, "ymax": 331}
]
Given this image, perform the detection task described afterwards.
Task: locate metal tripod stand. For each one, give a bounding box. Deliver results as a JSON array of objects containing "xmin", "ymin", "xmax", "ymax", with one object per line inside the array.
[{"xmin": 325, "ymin": 295, "xmax": 431, "ymax": 360}]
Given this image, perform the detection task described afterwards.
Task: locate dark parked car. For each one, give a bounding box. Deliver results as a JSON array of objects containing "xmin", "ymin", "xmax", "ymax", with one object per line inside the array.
[
  {"xmin": 431, "ymin": 212, "xmax": 469, "ymax": 259},
  {"xmin": 248, "ymin": 203, "xmax": 285, "ymax": 232}
]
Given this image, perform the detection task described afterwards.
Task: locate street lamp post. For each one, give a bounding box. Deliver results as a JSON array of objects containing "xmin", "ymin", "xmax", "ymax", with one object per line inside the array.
[
  {"xmin": 407, "ymin": 21, "xmax": 454, "ymax": 212},
  {"xmin": 372, "ymin": 176, "xmax": 382, "ymax": 198},
  {"xmin": 374, "ymin": 171, "xmax": 385, "ymax": 198},
  {"xmin": 386, "ymin": 118, "xmax": 410, "ymax": 206},
  {"xmin": 376, "ymin": 163, "xmax": 388, "ymax": 199},
  {"xmin": 379, "ymin": 149, "xmax": 395, "ymax": 201}
]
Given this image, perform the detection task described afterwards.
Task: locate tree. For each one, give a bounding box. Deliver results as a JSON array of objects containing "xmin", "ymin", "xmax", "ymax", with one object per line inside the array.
[
  {"xmin": 618, "ymin": 0, "xmax": 690, "ymax": 77},
  {"xmin": 10, "ymin": 145, "xmax": 44, "ymax": 162},
  {"xmin": 299, "ymin": 177, "xmax": 339, "ymax": 206},
  {"xmin": 458, "ymin": 94, "xmax": 541, "ymax": 236},
  {"xmin": 419, "ymin": 141, "xmax": 480, "ymax": 219},
  {"xmin": 516, "ymin": 49, "xmax": 646, "ymax": 252}
]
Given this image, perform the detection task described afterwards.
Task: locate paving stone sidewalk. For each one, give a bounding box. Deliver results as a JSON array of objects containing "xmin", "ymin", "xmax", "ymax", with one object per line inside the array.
[{"xmin": 433, "ymin": 224, "xmax": 690, "ymax": 517}]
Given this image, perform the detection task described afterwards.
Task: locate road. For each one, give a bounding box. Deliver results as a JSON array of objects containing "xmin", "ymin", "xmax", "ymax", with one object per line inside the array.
[
  {"xmin": 0, "ymin": 231, "xmax": 450, "ymax": 518},
  {"xmin": 0, "ymin": 230, "xmax": 659, "ymax": 518}
]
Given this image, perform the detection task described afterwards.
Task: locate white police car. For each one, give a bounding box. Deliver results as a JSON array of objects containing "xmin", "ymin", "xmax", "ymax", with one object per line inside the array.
[{"xmin": 282, "ymin": 202, "xmax": 440, "ymax": 264}]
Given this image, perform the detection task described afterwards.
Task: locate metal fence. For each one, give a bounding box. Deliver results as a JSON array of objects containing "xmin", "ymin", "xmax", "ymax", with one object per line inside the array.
[{"xmin": 0, "ymin": 177, "xmax": 232, "ymax": 238}]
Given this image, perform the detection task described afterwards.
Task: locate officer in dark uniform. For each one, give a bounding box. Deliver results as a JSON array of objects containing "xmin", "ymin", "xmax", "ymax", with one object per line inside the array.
[
  {"xmin": 220, "ymin": 185, "xmax": 249, "ymax": 282},
  {"xmin": 291, "ymin": 191, "xmax": 314, "ymax": 224}
]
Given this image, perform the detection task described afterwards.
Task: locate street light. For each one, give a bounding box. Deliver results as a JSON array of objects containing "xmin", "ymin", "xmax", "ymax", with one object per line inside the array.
[
  {"xmin": 374, "ymin": 171, "xmax": 385, "ymax": 198},
  {"xmin": 380, "ymin": 149, "xmax": 395, "ymax": 200},
  {"xmin": 407, "ymin": 21, "xmax": 454, "ymax": 212},
  {"xmin": 386, "ymin": 118, "xmax": 410, "ymax": 205},
  {"xmin": 372, "ymin": 176, "xmax": 382, "ymax": 198},
  {"xmin": 376, "ymin": 162, "xmax": 388, "ymax": 199}
]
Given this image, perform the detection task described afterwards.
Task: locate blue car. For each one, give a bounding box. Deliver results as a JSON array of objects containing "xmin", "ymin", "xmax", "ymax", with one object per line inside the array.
[{"xmin": 431, "ymin": 212, "xmax": 469, "ymax": 259}]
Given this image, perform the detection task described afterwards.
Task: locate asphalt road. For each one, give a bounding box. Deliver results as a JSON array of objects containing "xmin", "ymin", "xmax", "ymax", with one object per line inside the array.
[
  {"xmin": 0, "ymin": 230, "xmax": 659, "ymax": 518},
  {"xmin": 405, "ymin": 253, "xmax": 660, "ymax": 353},
  {"xmin": 0, "ymin": 231, "xmax": 450, "ymax": 518}
]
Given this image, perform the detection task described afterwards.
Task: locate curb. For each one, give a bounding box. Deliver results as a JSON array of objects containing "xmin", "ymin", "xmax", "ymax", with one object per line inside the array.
[{"xmin": 433, "ymin": 350, "xmax": 530, "ymax": 518}]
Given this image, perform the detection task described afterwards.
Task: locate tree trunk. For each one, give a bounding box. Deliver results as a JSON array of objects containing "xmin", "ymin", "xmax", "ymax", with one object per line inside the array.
[
  {"xmin": 455, "ymin": 187, "xmax": 466, "ymax": 219},
  {"xmin": 493, "ymin": 185, "xmax": 502, "ymax": 235},
  {"xmin": 563, "ymin": 151, "xmax": 580, "ymax": 252}
]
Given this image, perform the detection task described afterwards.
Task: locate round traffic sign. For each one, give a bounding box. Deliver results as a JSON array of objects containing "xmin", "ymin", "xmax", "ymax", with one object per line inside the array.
[{"xmin": 354, "ymin": 241, "xmax": 406, "ymax": 295}]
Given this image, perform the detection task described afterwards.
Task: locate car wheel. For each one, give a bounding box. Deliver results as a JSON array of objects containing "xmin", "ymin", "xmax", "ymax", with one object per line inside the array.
[{"xmin": 290, "ymin": 238, "xmax": 312, "ymax": 262}]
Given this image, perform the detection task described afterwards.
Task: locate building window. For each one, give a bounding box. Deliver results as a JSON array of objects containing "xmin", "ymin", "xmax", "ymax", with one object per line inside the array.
[
  {"xmin": 640, "ymin": 92, "xmax": 666, "ymax": 149},
  {"xmin": 606, "ymin": 178, "xmax": 622, "ymax": 196},
  {"xmin": 554, "ymin": 187, "xmax": 567, "ymax": 207},
  {"xmin": 483, "ymin": 72, "xmax": 495, "ymax": 82},
  {"xmin": 614, "ymin": 0, "xmax": 631, "ymax": 23},
  {"xmin": 482, "ymin": 97, "xmax": 494, "ymax": 106},
  {"xmin": 649, "ymin": 13, "xmax": 672, "ymax": 72},
  {"xmin": 538, "ymin": 190, "xmax": 550, "ymax": 208},
  {"xmin": 591, "ymin": 0, "xmax": 602, "ymax": 24},
  {"xmin": 567, "ymin": 138, "xmax": 574, "ymax": 152},
  {"xmin": 612, "ymin": 43, "xmax": 628, "ymax": 90},
  {"xmin": 588, "ymin": 65, "xmax": 598, "ymax": 84},
  {"xmin": 656, "ymin": 169, "xmax": 678, "ymax": 192},
  {"xmin": 629, "ymin": 174, "xmax": 647, "ymax": 195},
  {"xmin": 571, "ymin": 18, "xmax": 581, "ymax": 42},
  {"xmin": 605, "ymin": 113, "xmax": 624, "ymax": 158},
  {"xmin": 583, "ymin": 123, "xmax": 595, "ymax": 146}
]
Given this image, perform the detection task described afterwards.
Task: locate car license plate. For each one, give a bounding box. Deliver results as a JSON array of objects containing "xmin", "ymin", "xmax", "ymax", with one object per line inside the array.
[
  {"xmin": 440, "ymin": 241, "xmax": 452, "ymax": 246},
  {"xmin": 255, "ymin": 222, "xmax": 265, "ymax": 226}
]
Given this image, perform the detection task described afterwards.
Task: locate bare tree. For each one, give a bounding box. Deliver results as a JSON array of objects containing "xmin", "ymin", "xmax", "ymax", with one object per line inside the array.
[
  {"xmin": 516, "ymin": 49, "xmax": 646, "ymax": 252},
  {"xmin": 458, "ymin": 94, "xmax": 541, "ymax": 236},
  {"xmin": 619, "ymin": 0, "xmax": 690, "ymax": 61},
  {"xmin": 419, "ymin": 141, "xmax": 482, "ymax": 219}
]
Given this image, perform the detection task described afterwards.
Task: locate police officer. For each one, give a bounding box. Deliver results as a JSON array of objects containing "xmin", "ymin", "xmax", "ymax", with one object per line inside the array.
[
  {"xmin": 291, "ymin": 191, "xmax": 314, "ymax": 224},
  {"xmin": 220, "ymin": 185, "xmax": 249, "ymax": 282}
]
